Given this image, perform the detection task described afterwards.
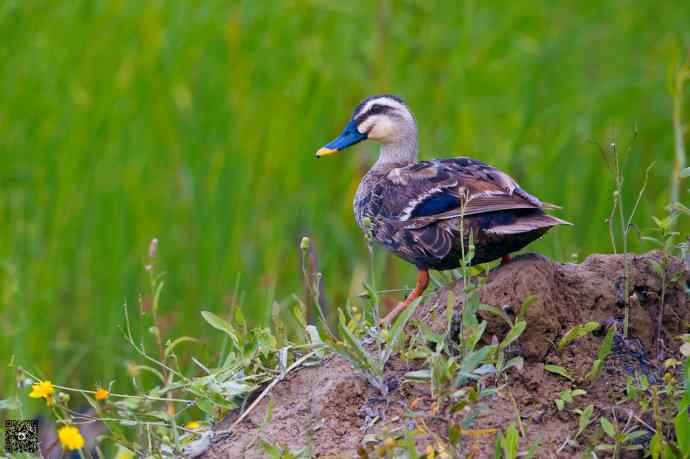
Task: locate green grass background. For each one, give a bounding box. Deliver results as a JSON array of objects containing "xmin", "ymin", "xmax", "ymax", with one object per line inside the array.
[{"xmin": 1, "ymin": 0, "xmax": 689, "ymax": 402}]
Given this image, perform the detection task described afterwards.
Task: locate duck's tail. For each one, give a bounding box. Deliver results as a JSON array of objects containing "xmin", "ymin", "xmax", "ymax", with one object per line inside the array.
[{"xmin": 541, "ymin": 201, "xmax": 563, "ymax": 211}]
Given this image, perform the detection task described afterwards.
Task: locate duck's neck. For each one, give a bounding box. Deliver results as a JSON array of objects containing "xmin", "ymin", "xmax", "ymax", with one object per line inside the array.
[{"xmin": 371, "ymin": 135, "xmax": 418, "ymax": 172}]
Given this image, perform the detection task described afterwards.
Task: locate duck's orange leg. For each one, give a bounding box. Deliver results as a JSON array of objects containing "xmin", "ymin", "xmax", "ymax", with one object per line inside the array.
[
  {"xmin": 381, "ymin": 269, "xmax": 429, "ymax": 325},
  {"xmin": 500, "ymin": 255, "xmax": 512, "ymax": 265}
]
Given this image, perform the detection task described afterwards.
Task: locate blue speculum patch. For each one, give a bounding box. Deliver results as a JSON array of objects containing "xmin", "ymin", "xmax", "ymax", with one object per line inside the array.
[{"xmin": 410, "ymin": 193, "xmax": 461, "ymax": 218}]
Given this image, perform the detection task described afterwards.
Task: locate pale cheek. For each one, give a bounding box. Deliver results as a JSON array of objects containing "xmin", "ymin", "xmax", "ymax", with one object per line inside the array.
[
  {"xmin": 368, "ymin": 118, "xmax": 395, "ymax": 141},
  {"xmin": 357, "ymin": 118, "xmax": 374, "ymax": 135}
]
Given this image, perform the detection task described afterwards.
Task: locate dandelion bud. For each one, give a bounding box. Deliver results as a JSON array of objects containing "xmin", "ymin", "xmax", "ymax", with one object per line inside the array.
[
  {"xmin": 58, "ymin": 392, "xmax": 70, "ymax": 403},
  {"xmin": 148, "ymin": 238, "xmax": 159, "ymax": 258},
  {"xmin": 126, "ymin": 361, "xmax": 140, "ymax": 377},
  {"xmin": 300, "ymin": 236, "xmax": 310, "ymax": 251}
]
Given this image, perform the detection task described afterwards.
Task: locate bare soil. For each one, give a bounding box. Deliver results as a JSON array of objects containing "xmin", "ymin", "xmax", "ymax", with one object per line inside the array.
[{"xmin": 202, "ymin": 252, "xmax": 689, "ymax": 458}]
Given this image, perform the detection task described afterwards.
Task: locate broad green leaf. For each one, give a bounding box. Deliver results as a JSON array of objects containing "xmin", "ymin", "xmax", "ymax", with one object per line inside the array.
[
  {"xmin": 675, "ymin": 410, "xmax": 690, "ymax": 453},
  {"xmin": 544, "ymin": 364, "xmax": 573, "ymax": 381},
  {"xmin": 586, "ymin": 324, "xmax": 616, "ymax": 381},
  {"xmin": 404, "ymin": 369, "xmax": 431, "ymax": 380},
  {"xmin": 624, "ymin": 430, "xmax": 647, "ymax": 443},
  {"xmin": 500, "ymin": 320, "xmax": 527, "ymax": 350},
  {"xmin": 383, "ymin": 296, "xmax": 420, "ymax": 364},
  {"xmin": 600, "ymin": 417, "xmax": 616, "ymax": 439},
  {"xmin": 449, "ymin": 424, "xmax": 461, "ymax": 445},
  {"xmin": 649, "ymin": 432, "xmax": 662, "ymax": 459},
  {"xmin": 495, "ymin": 431, "xmax": 504, "ymax": 459},
  {"xmin": 557, "ymin": 322, "xmax": 601, "ymax": 353},
  {"xmin": 516, "ymin": 296, "xmax": 535, "ymax": 322},
  {"xmin": 201, "ymin": 311, "xmax": 240, "ymax": 350},
  {"xmin": 333, "ymin": 310, "xmax": 384, "ymax": 391},
  {"xmin": 502, "ymin": 424, "xmax": 519, "ymax": 459},
  {"xmin": 576, "ymin": 404, "xmax": 594, "ymax": 437},
  {"xmin": 503, "ymin": 356, "xmax": 524, "ymax": 373},
  {"xmin": 456, "ymin": 345, "xmax": 495, "ymax": 386},
  {"xmin": 478, "ymin": 304, "xmax": 513, "ymax": 327},
  {"xmin": 465, "ymin": 320, "xmax": 488, "ymax": 353}
]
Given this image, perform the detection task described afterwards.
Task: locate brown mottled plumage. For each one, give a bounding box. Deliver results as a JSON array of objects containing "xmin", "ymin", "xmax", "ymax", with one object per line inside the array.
[
  {"xmin": 354, "ymin": 157, "xmax": 569, "ymax": 270},
  {"xmin": 316, "ymin": 95, "xmax": 571, "ymax": 323}
]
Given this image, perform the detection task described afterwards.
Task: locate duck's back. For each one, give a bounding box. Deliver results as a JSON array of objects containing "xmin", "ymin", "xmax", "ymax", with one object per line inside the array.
[{"xmin": 354, "ymin": 157, "xmax": 569, "ymax": 269}]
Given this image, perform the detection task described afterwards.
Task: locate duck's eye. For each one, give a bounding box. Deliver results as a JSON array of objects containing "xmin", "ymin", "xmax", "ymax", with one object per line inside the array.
[{"xmin": 370, "ymin": 104, "xmax": 386, "ymax": 115}]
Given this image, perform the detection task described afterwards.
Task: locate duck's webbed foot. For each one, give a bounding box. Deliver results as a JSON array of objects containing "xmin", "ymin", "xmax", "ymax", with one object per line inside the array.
[{"xmin": 381, "ymin": 269, "xmax": 429, "ymax": 325}]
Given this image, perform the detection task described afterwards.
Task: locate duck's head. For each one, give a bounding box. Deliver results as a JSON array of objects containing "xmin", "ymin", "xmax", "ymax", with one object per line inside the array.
[{"xmin": 316, "ymin": 95, "xmax": 418, "ymax": 163}]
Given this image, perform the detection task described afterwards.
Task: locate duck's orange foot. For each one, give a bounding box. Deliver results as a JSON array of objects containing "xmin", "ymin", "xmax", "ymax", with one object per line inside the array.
[
  {"xmin": 380, "ymin": 269, "xmax": 429, "ymax": 325},
  {"xmin": 500, "ymin": 255, "xmax": 512, "ymax": 266}
]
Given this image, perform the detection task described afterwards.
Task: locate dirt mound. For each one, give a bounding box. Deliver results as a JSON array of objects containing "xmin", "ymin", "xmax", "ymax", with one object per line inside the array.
[
  {"xmin": 203, "ymin": 252, "xmax": 688, "ymax": 458},
  {"xmin": 419, "ymin": 252, "xmax": 688, "ymax": 359}
]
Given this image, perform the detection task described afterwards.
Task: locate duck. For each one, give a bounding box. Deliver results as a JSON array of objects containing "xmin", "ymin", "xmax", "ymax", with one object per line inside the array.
[{"xmin": 316, "ymin": 94, "xmax": 570, "ymax": 324}]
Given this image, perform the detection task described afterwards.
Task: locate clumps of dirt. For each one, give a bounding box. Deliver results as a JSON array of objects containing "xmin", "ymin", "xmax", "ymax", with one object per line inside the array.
[
  {"xmin": 418, "ymin": 251, "xmax": 688, "ymax": 360},
  {"xmin": 202, "ymin": 252, "xmax": 688, "ymax": 458}
]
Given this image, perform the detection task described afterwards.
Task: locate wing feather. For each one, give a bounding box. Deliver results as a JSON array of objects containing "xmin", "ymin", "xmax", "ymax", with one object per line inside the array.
[{"xmin": 381, "ymin": 158, "xmax": 552, "ymax": 228}]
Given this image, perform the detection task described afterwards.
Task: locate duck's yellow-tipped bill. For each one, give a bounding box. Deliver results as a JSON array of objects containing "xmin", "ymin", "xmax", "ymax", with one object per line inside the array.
[{"xmin": 315, "ymin": 147, "xmax": 338, "ymax": 158}]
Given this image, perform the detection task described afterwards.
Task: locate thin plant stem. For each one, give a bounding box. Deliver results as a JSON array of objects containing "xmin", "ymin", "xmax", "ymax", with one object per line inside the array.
[
  {"xmin": 672, "ymin": 60, "xmax": 689, "ymax": 204},
  {"xmin": 608, "ymin": 195, "xmax": 618, "ymax": 254},
  {"xmin": 20, "ymin": 369, "xmax": 195, "ymax": 408},
  {"xmin": 626, "ymin": 163, "xmax": 656, "ymax": 231},
  {"xmin": 612, "ymin": 143, "xmax": 632, "ymax": 337}
]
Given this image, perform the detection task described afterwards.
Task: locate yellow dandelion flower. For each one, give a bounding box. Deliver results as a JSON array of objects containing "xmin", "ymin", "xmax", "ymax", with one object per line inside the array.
[
  {"xmin": 58, "ymin": 425, "xmax": 84, "ymax": 450},
  {"xmin": 425, "ymin": 445, "xmax": 436, "ymax": 459},
  {"xmin": 185, "ymin": 420, "xmax": 201, "ymax": 429},
  {"xmin": 95, "ymin": 388, "xmax": 109, "ymax": 401},
  {"xmin": 29, "ymin": 380, "xmax": 55, "ymax": 399}
]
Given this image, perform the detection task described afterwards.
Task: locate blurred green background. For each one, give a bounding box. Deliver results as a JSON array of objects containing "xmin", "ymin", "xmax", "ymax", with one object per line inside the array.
[{"xmin": 1, "ymin": 0, "xmax": 689, "ymax": 404}]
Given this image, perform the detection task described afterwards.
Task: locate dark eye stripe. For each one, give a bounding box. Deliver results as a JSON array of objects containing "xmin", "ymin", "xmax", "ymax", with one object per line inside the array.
[{"xmin": 355, "ymin": 104, "xmax": 394, "ymax": 125}]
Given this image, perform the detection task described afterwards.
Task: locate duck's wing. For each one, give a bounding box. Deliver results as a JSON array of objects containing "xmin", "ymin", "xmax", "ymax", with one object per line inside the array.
[
  {"xmin": 372, "ymin": 158, "xmax": 570, "ymax": 264},
  {"xmin": 380, "ymin": 157, "xmax": 560, "ymax": 229}
]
